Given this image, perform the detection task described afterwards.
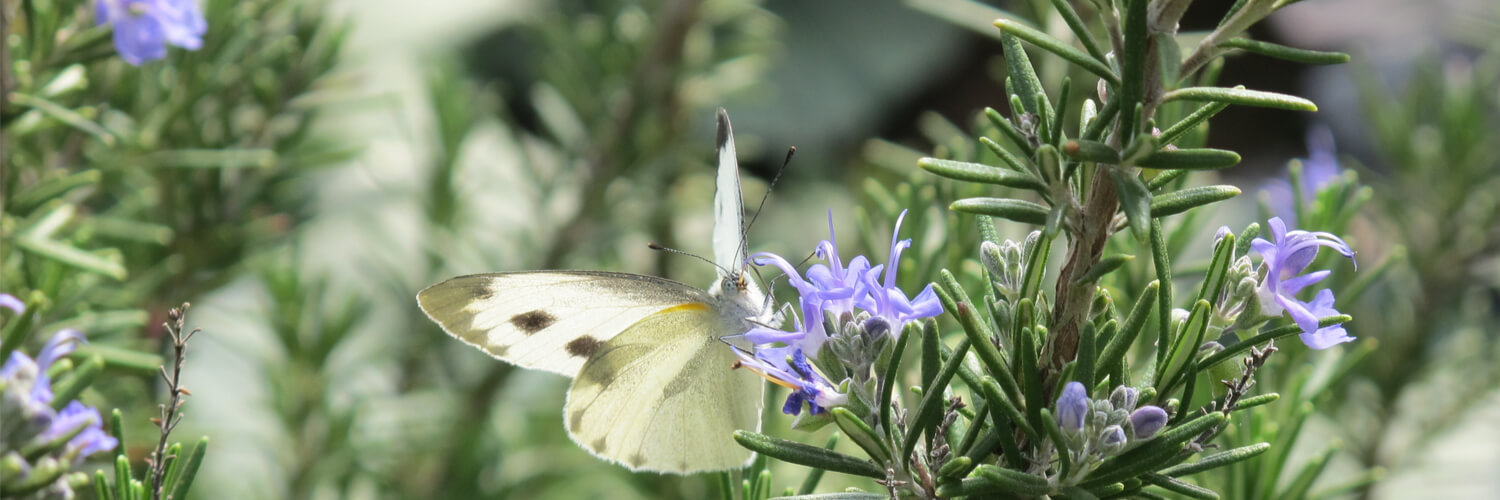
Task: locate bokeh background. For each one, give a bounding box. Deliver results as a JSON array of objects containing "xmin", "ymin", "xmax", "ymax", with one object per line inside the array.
[{"xmin": 4, "ymin": 0, "xmax": 1498, "ymax": 498}]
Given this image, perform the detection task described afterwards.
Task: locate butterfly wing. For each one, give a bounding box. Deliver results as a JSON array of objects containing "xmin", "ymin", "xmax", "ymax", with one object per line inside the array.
[
  {"xmin": 416, "ymin": 271, "xmax": 710, "ymax": 376},
  {"xmin": 564, "ymin": 301, "xmax": 763, "ymax": 473},
  {"xmin": 713, "ymin": 108, "xmax": 748, "ymax": 272}
]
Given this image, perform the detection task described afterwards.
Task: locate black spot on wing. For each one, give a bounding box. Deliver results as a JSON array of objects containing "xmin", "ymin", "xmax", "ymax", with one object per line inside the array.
[
  {"xmin": 569, "ymin": 410, "xmax": 583, "ymax": 431},
  {"xmin": 592, "ymin": 437, "xmax": 607, "ymax": 454},
  {"xmin": 509, "ymin": 310, "xmax": 556, "ymax": 334},
  {"xmin": 566, "ymin": 336, "xmax": 603, "ymax": 358},
  {"xmin": 628, "ymin": 453, "xmax": 647, "ymax": 468},
  {"xmin": 716, "ymin": 108, "xmax": 732, "ymax": 151}
]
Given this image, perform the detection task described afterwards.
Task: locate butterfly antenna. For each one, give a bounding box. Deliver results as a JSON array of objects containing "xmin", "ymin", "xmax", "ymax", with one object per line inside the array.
[
  {"xmin": 744, "ymin": 146, "xmax": 796, "ymax": 240},
  {"xmin": 647, "ymin": 243, "xmax": 731, "ymax": 277}
]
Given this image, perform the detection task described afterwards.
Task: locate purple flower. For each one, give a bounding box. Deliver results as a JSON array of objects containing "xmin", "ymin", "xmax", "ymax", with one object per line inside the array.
[
  {"xmin": 1056, "ymin": 381, "xmax": 1088, "ymax": 433},
  {"xmin": 732, "ymin": 210, "xmax": 943, "ymax": 416},
  {"xmin": 0, "ymin": 293, "xmax": 24, "ymax": 315},
  {"xmin": 1, "ymin": 329, "xmax": 116, "ymax": 465},
  {"xmin": 1265, "ymin": 126, "xmax": 1342, "ymax": 224},
  {"xmin": 48, "ymin": 402, "xmax": 119, "ymax": 462},
  {"xmin": 1, "ymin": 330, "xmax": 86, "ymax": 405},
  {"xmin": 95, "ymin": 0, "xmax": 207, "ymax": 65},
  {"xmin": 1296, "ymin": 289, "xmax": 1355, "ymax": 349},
  {"xmin": 732, "ymin": 347, "xmax": 843, "ymax": 415},
  {"xmin": 1129, "ymin": 405, "xmax": 1168, "ymax": 439},
  {"xmin": 1251, "ymin": 217, "xmax": 1356, "ymax": 349},
  {"xmin": 857, "ymin": 211, "xmax": 943, "ymax": 328}
]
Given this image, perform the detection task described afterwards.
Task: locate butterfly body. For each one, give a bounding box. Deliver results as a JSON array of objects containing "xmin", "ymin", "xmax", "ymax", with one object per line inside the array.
[{"xmin": 417, "ymin": 109, "xmax": 772, "ymax": 474}]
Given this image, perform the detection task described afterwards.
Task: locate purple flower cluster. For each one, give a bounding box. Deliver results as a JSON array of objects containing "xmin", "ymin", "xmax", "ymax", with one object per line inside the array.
[
  {"xmin": 95, "ymin": 0, "xmax": 207, "ymax": 65},
  {"xmin": 733, "ymin": 211, "xmax": 943, "ymax": 415},
  {"xmin": 1, "ymin": 295, "xmax": 118, "ymax": 469},
  {"xmin": 1055, "ymin": 383, "xmax": 1168, "ymax": 460},
  {"xmin": 1251, "ymin": 217, "xmax": 1357, "ymax": 349}
]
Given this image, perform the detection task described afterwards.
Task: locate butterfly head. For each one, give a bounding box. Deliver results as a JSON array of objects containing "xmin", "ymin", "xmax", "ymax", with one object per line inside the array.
[{"xmin": 712, "ymin": 266, "xmax": 778, "ymax": 329}]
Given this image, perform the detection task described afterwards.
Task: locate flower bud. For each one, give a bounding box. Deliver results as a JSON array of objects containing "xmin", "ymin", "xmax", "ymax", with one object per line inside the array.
[
  {"xmin": 1109, "ymin": 386, "xmax": 1138, "ymax": 412},
  {"xmin": 980, "ymin": 241, "xmax": 1005, "ymax": 280},
  {"xmin": 1214, "ymin": 226, "xmax": 1232, "ymax": 246},
  {"xmin": 1099, "ymin": 425, "xmax": 1127, "ymax": 454},
  {"xmin": 1130, "ymin": 405, "xmax": 1169, "ymax": 440},
  {"xmin": 862, "ymin": 316, "xmax": 890, "ymax": 342},
  {"xmin": 1056, "ymin": 382, "xmax": 1089, "ymax": 433}
]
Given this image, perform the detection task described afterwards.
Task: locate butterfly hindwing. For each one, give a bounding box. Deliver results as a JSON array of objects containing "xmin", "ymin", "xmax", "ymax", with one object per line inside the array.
[
  {"xmin": 416, "ymin": 271, "xmax": 710, "ymax": 376},
  {"xmin": 564, "ymin": 302, "xmax": 763, "ymax": 473}
]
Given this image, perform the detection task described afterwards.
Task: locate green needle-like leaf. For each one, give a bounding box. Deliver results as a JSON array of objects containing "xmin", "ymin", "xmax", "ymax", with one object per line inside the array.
[
  {"xmin": 903, "ymin": 338, "xmax": 971, "ymax": 466},
  {"xmin": 1150, "ymin": 221, "xmax": 1174, "ymax": 375},
  {"xmin": 1073, "ymin": 255, "xmax": 1135, "ymax": 284},
  {"xmin": 1136, "ymin": 149, "xmax": 1242, "ymax": 170},
  {"xmin": 1160, "ymin": 443, "xmax": 1270, "ymax": 477},
  {"xmin": 769, "ymin": 494, "xmax": 887, "ymax": 500},
  {"xmin": 1061, "ymin": 485, "xmax": 1102, "ymax": 500},
  {"xmin": 1040, "ymin": 408, "xmax": 1074, "ymax": 480},
  {"xmin": 8, "ymin": 92, "xmax": 117, "ymax": 145},
  {"xmin": 1142, "ymin": 472, "xmax": 1219, "ymax": 499},
  {"xmin": 1065, "ymin": 139, "xmax": 1120, "ymax": 164},
  {"xmin": 984, "ymin": 108, "xmax": 1036, "ymax": 157},
  {"xmin": 1048, "ymin": 0, "xmax": 1107, "ymax": 62},
  {"xmin": 831, "ymin": 408, "xmax": 891, "ymax": 464},
  {"xmin": 1220, "ymin": 38, "xmax": 1350, "ymax": 65},
  {"xmin": 797, "ymin": 434, "xmax": 839, "ymax": 494},
  {"xmin": 936, "ymin": 465, "xmax": 1051, "ymax": 497},
  {"xmin": 95, "ymin": 470, "xmax": 113, "ymax": 500},
  {"xmin": 114, "ymin": 455, "xmax": 131, "ymax": 500},
  {"xmin": 1150, "ymin": 186, "xmax": 1241, "ymax": 217},
  {"xmin": 734, "ymin": 431, "xmax": 884, "ymax": 479},
  {"xmin": 165, "ymin": 437, "xmax": 208, "ymax": 500},
  {"xmin": 937, "ymin": 456, "xmax": 974, "ymax": 480},
  {"xmin": 1164, "ymin": 86, "xmax": 1318, "ymax": 111},
  {"xmin": 1232, "ymin": 393, "xmax": 1279, "ymax": 411},
  {"xmin": 1196, "ymin": 233, "xmax": 1237, "ymax": 306},
  {"xmin": 10, "ymin": 169, "xmax": 101, "ymax": 212},
  {"xmin": 994, "ymin": 19, "xmax": 1118, "ymax": 87},
  {"xmin": 918, "ymin": 158, "xmax": 1045, "ymax": 191},
  {"xmin": 50, "ymin": 354, "xmax": 104, "ymax": 409},
  {"xmin": 951, "ymin": 198, "xmax": 1049, "ymax": 225},
  {"xmin": 1198, "ymin": 315, "xmax": 1351, "ymax": 369},
  {"xmin": 16, "ymin": 237, "xmax": 127, "ymax": 280},
  {"xmin": 1109, "ymin": 168, "xmax": 1152, "ymax": 241},
  {"xmin": 977, "ymin": 375, "xmax": 1036, "ymax": 440},
  {"xmin": 1158, "ymin": 102, "xmax": 1230, "ymax": 147},
  {"xmin": 879, "ymin": 323, "xmax": 914, "ymax": 441}
]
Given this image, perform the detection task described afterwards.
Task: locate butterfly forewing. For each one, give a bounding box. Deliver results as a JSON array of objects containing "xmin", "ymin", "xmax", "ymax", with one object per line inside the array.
[
  {"xmin": 713, "ymin": 108, "xmax": 748, "ymax": 271},
  {"xmin": 564, "ymin": 302, "xmax": 763, "ymax": 473},
  {"xmin": 416, "ymin": 271, "xmax": 710, "ymax": 376}
]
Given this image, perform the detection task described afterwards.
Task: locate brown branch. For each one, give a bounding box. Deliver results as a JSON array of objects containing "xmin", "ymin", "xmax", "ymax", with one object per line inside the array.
[{"xmin": 150, "ymin": 303, "xmax": 199, "ymax": 500}]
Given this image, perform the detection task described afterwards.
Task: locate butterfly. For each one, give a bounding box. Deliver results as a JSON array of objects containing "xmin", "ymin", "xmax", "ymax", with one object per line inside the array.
[{"xmin": 416, "ymin": 109, "xmax": 778, "ymax": 474}]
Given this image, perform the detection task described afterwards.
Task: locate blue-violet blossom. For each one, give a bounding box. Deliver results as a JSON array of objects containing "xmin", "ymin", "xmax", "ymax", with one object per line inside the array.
[
  {"xmin": 1, "ymin": 327, "xmax": 118, "ymax": 464},
  {"xmin": 95, "ymin": 0, "xmax": 207, "ymax": 65},
  {"xmin": 1266, "ymin": 126, "xmax": 1342, "ymax": 225},
  {"xmin": 1251, "ymin": 217, "xmax": 1356, "ymax": 349},
  {"xmin": 733, "ymin": 210, "xmax": 941, "ymax": 415}
]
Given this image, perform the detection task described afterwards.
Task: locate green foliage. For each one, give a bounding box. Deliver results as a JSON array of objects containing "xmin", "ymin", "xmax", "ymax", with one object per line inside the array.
[{"xmin": 10, "ymin": 0, "xmax": 1497, "ymax": 497}]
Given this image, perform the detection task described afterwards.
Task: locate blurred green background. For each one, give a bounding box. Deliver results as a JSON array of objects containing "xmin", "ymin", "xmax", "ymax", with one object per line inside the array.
[{"xmin": 4, "ymin": 0, "xmax": 1498, "ymax": 498}]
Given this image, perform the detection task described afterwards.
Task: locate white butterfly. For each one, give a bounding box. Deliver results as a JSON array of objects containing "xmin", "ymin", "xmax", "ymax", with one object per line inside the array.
[{"xmin": 417, "ymin": 109, "xmax": 777, "ymax": 474}]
